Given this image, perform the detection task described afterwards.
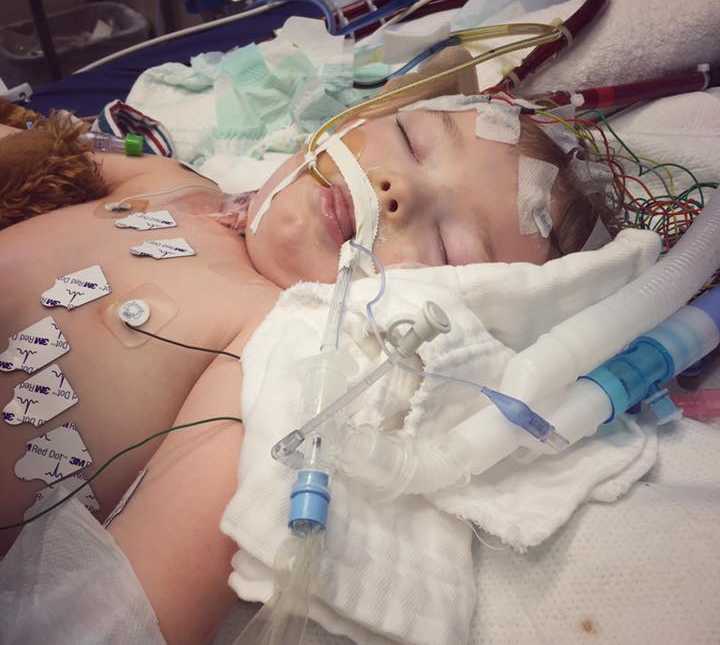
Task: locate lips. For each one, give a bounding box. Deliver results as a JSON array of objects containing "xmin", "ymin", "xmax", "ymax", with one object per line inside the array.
[{"xmin": 320, "ymin": 184, "xmax": 356, "ymax": 247}]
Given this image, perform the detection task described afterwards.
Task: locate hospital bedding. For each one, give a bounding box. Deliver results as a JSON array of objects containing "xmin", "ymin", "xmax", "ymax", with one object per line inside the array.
[
  {"xmin": 17, "ymin": 0, "xmax": 720, "ymax": 643},
  {"xmin": 24, "ymin": 2, "xmax": 323, "ymax": 118}
]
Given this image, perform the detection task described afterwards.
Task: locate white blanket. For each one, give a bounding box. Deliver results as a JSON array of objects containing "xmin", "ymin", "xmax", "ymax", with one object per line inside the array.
[{"xmin": 220, "ymin": 228, "xmax": 661, "ymax": 645}]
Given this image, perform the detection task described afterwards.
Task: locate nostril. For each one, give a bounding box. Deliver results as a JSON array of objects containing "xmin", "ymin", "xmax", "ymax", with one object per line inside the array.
[
  {"xmin": 381, "ymin": 181, "xmax": 391, "ymax": 191},
  {"xmin": 388, "ymin": 199, "xmax": 399, "ymax": 213}
]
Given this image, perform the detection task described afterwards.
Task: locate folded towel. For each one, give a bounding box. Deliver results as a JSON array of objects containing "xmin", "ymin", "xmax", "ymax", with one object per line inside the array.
[{"xmin": 221, "ymin": 229, "xmax": 661, "ymax": 644}]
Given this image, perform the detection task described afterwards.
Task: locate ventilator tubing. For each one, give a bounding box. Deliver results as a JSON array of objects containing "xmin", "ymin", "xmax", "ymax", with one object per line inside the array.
[
  {"xmin": 500, "ymin": 195, "xmax": 720, "ymax": 402},
  {"xmin": 338, "ymin": 199, "xmax": 720, "ymax": 498}
]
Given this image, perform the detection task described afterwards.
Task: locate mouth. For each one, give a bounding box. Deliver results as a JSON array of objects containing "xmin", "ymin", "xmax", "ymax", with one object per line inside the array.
[{"xmin": 320, "ymin": 184, "xmax": 356, "ymax": 247}]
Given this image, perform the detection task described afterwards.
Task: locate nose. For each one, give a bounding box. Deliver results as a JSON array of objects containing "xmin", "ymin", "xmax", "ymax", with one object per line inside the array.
[{"xmin": 370, "ymin": 170, "xmax": 416, "ymax": 226}]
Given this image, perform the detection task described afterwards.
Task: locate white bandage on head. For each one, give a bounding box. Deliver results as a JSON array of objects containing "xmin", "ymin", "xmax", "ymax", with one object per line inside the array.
[
  {"xmin": 322, "ymin": 134, "xmax": 379, "ymax": 274},
  {"xmin": 517, "ymin": 155, "xmax": 559, "ymax": 238}
]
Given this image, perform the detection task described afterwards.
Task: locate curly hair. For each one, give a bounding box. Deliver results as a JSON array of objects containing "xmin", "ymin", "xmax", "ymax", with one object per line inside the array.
[{"xmin": 0, "ymin": 111, "xmax": 109, "ymax": 229}]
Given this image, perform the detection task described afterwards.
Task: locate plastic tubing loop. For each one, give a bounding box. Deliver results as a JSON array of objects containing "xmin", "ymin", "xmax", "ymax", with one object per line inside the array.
[
  {"xmin": 306, "ymin": 22, "xmax": 563, "ymax": 186},
  {"xmin": 500, "ymin": 191, "xmax": 720, "ymax": 403}
]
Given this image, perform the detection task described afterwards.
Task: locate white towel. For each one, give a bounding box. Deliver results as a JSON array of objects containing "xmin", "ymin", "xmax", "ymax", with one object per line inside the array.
[
  {"xmin": 221, "ymin": 229, "xmax": 661, "ymax": 644},
  {"xmin": 471, "ymin": 417, "xmax": 720, "ymax": 645}
]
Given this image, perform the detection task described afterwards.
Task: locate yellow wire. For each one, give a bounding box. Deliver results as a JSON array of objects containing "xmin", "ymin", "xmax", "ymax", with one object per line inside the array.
[{"xmin": 306, "ymin": 22, "xmax": 563, "ymax": 186}]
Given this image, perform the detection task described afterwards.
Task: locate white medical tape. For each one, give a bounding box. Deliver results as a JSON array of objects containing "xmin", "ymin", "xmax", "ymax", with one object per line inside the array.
[
  {"xmin": 538, "ymin": 104, "xmax": 579, "ymax": 154},
  {"xmin": 505, "ymin": 70, "xmax": 521, "ymax": 89},
  {"xmin": 517, "ymin": 155, "xmax": 558, "ymax": 238},
  {"xmin": 494, "ymin": 91, "xmax": 541, "ymax": 111},
  {"xmin": 551, "ymin": 18, "xmax": 573, "ymax": 46},
  {"xmin": 249, "ymin": 120, "xmax": 366, "ymax": 235},
  {"xmin": 569, "ymin": 155, "xmax": 614, "ymax": 189},
  {"xmin": 323, "ymin": 135, "xmax": 380, "ymax": 274},
  {"xmin": 474, "ymin": 101, "xmax": 522, "ymax": 145},
  {"xmin": 399, "ymin": 94, "xmax": 490, "ymax": 113},
  {"xmin": 249, "ymin": 162, "xmax": 307, "ymax": 234}
]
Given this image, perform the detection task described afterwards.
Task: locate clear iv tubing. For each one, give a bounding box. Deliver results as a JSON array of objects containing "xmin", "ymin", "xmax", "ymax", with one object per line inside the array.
[
  {"xmin": 320, "ymin": 264, "xmax": 353, "ymax": 351},
  {"xmin": 237, "ymin": 251, "xmax": 360, "ymax": 645},
  {"xmin": 306, "ymin": 22, "xmax": 563, "ymax": 186}
]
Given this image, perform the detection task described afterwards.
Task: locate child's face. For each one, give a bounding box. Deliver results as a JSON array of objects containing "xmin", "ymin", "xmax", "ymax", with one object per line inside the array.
[{"xmin": 245, "ymin": 109, "xmax": 555, "ymax": 288}]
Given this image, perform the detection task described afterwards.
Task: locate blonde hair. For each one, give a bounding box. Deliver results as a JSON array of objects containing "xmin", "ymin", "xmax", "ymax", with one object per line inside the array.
[{"xmin": 518, "ymin": 116, "xmax": 619, "ymax": 255}]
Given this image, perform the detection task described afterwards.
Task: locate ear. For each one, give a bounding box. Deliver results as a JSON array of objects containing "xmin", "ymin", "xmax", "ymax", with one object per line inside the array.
[{"xmin": 361, "ymin": 46, "xmax": 480, "ymax": 118}]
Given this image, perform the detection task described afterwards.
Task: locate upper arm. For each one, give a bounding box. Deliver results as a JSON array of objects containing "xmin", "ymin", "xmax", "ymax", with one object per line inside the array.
[
  {"xmin": 96, "ymin": 152, "xmax": 219, "ymax": 199},
  {"xmin": 109, "ymin": 331, "xmax": 250, "ymax": 645}
]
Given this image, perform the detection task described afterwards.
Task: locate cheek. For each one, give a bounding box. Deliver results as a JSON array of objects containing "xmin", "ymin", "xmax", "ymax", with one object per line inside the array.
[
  {"xmin": 245, "ymin": 189, "xmax": 339, "ymax": 286},
  {"xmin": 248, "ymin": 152, "xmax": 305, "ymax": 225}
]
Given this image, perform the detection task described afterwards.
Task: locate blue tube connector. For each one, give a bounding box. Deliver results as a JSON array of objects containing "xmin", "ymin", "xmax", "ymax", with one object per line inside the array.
[
  {"xmin": 289, "ymin": 470, "xmax": 331, "ymax": 533},
  {"xmin": 582, "ymin": 287, "xmax": 720, "ymax": 424}
]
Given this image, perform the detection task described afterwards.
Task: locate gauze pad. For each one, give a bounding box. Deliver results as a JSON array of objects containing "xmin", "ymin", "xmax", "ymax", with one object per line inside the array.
[
  {"xmin": 3, "ymin": 363, "xmax": 78, "ymax": 427},
  {"xmin": 517, "ymin": 155, "xmax": 558, "ymax": 237},
  {"xmin": 41, "ymin": 265, "xmax": 112, "ymax": 310},
  {"xmin": 15, "ymin": 421, "xmax": 92, "ymax": 485},
  {"xmin": 130, "ymin": 238, "xmax": 196, "ymax": 259},
  {"xmin": 0, "ymin": 316, "xmax": 70, "ymax": 374},
  {"xmin": 323, "ymin": 134, "xmax": 379, "ymax": 274}
]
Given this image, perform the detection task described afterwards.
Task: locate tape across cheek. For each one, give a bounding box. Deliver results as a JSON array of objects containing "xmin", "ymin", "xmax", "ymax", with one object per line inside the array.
[
  {"xmin": 100, "ymin": 283, "xmax": 179, "ymax": 348},
  {"xmin": 314, "ymin": 127, "xmax": 367, "ymax": 183}
]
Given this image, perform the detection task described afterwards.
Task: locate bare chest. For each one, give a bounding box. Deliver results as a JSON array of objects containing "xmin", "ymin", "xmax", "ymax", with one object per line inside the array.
[{"xmin": 0, "ymin": 198, "xmax": 279, "ymax": 550}]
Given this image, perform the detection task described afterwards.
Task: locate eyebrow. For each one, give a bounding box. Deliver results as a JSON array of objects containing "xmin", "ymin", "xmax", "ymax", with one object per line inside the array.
[{"xmin": 432, "ymin": 110, "xmax": 462, "ymax": 145}]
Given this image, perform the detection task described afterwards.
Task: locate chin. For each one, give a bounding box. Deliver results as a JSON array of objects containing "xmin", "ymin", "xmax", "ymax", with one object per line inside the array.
[{"xmin": 245, "ymin": 212, "xmax": 338, "ymax": 287}]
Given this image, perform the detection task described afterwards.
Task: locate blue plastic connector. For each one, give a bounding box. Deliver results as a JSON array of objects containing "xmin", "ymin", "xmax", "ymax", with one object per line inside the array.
[
  {"xmin": 582, "ymin": 289, "xmax": 720, "ymax": 424},
  {"xmin": 582, "ymin": 338, "xmax": 674, "ymax": 423},
  {"xmin": 289, "ymin": 470, "xmax": 331, "ymax": 533},
  {"xmin": 482, "ymin": 387, "xmax": 554, "ymax": 441}
]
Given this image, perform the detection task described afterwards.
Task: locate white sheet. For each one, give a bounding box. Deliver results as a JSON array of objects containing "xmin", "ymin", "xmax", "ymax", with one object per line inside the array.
[{"xmin": 125, "ymin": 5, "xmax": 720, "ymax": 644}]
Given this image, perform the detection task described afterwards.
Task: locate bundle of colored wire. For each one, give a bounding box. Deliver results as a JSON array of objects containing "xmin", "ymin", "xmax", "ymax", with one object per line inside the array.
[{"xmin": 527, "ymin": 99, "xmax": 719, "ymax": 290}]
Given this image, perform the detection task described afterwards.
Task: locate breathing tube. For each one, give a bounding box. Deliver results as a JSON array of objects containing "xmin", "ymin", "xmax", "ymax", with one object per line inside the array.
[{"xmin": 272, "ymin": 204, "xmax": 720, "ymax": 500}]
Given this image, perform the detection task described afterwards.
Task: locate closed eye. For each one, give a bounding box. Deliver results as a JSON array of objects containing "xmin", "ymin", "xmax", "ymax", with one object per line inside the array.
[{"xmin": 396, "ymin": 115, "xmax": 417, "ymax": 160}]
